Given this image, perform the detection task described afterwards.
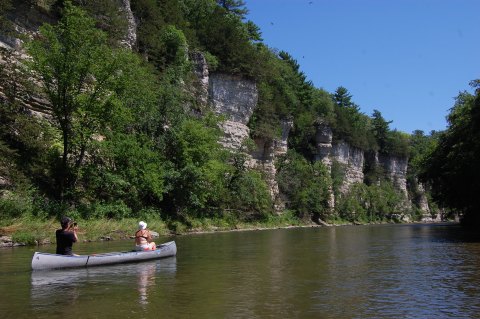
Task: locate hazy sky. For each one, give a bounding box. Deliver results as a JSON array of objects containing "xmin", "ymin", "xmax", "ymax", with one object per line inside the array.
[{"xmin": 246, "ymin": 0, "xmax": 479, "ymax": 134}]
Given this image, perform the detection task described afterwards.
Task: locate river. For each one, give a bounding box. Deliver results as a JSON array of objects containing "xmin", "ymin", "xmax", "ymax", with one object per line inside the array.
[{"xmin": 1, "ymin": 223, "xmax": 480, "ymax": 318}]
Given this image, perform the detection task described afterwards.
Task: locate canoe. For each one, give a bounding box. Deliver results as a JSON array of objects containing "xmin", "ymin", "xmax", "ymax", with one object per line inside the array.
[{"xmin": 31, "ymin": 241, "xmax": 177, "ymax": 270}]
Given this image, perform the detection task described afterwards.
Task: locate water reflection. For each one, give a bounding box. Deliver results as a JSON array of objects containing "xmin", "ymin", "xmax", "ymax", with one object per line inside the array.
[
  {"xmin": 137, "ymin": 262, "xmax": 156, "ymax": 306},
  {"xmin": 30, "ymin": 257, "xmax": 177, "ymax": 312}
]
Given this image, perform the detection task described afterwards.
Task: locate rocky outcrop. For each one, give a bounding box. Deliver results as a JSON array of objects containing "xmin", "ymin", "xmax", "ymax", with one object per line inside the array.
[
  {"xmin": 205, "ymin": 71, "xmax": 291, "ymax": 210},
  {"xmin": 314, "ymin": 121, "xmax": 364, "ymax": 194},
  {"xmin": 331, "ymin": 143, "xmax": 365, "ymax": 193},
  {"xmin": 416, "ymin": 182, "xmax": 434, "ymax": 221},
  {"xmin": 120, "ymin": 0, "xmax": 137, "ymax": 49},
  {"xmin": 209, "ymin": 73, "xmax": 257, "ymax": 124},
  {"xmin": 191, "ymin": 51, "xmax": 210, "ymax": 108},
  {"xmin": 313, "ymin": 120, "xmax": 415, "ymax": 212},
  {"xmin": 377, "ymin": 154, "xmax": 408, "ymax": 196},
  {"xmin": 248, "ymin": 120, "xmax": 293, "ymax": 211},
  {"xmin": 208, "ymin": 73, "xmax": 258, "ymax": 150},
  {"xmin": 273, "ymin": 119, "xmax": 293, "ymax": 156},
  {"xmin": 0, "ymin": 2, "xmax": 54, "ymax": 50}
]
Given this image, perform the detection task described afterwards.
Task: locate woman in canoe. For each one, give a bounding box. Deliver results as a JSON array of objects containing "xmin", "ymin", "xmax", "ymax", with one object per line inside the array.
[{"xmin": 135, "ymin": 221, "xmax": 156, "ymax": 251}]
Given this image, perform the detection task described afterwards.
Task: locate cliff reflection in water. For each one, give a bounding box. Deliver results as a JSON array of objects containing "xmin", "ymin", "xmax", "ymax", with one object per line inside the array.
[{"xmin": 30, "ymin": 257, "xmax": 177, "ymax": 311}]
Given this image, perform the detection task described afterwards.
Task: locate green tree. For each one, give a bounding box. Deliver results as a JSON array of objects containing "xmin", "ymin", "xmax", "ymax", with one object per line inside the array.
[
  {"xmin": 371, "ymin": 109, "xmax": 391, "ymax": 152},
  {"xmin": 276, "ymin": 151, "xmax": 332, "ymax": 222},
  {"xmin": 420, "ymin": 80, "xmax": 480, "ymax": 227},
  {"xmin": 331, "ymin": 86, "xmax": 370, "ymax": 149},
  {"xmin": 217, "ymin": 0, "xmax": 248, "ymax": 18},
  {"xmin": 0, "ymin": 0, "xmax": 13, "ymax": 34},
  {"xmin": 161, "ymin": 114, "xmax": 230, "ymax": 218},
  {"xmin": 26, "ymin": 2, "xmax": 154, "ymax": 203},
  {"xmin": 225, "ymin": 151, "xmax": 272, "ymax": 218}
]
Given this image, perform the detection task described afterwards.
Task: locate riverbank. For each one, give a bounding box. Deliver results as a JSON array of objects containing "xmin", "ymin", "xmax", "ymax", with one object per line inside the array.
[
  {"xmin": 0, "ymin": 212, "xmax": 310, "ymax": 247},
  {"xmin": 1, "ymin": 213, "xmax": 446, "ymax": 248}
]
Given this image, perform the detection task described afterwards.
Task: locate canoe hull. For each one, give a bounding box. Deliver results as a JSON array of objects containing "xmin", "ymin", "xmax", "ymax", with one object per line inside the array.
[{"xmin": 32, "ymin": 241, "xmax": 177, "ymax": 270}]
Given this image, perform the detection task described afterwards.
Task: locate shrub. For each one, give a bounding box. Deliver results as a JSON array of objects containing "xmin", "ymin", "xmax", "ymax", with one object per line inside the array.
[
  {"xmin": 79, "ymin": 202, "xmax": 132, "ymax": 220},
  {"xmin": 12, "ymin": 231, "xmax": 37, "ymax": 245}
]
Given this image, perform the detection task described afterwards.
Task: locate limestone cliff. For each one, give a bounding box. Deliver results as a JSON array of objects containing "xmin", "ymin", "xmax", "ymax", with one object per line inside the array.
[
  {"xmin": 208, "ymin": 73, "xmax": 258, "ymax": 150},
  {"xmin": 314, "ymin": 121, "xmax": 364, "ymax": 194},
  {"xmin": 120, "ymin": 0, "xmax": 137, "ymax": 49},
  {"xmin": 204, "ymin": 69, "xmax": 293, "ymax": 210},
  {"xmin": 313, "ymin": 120, "xmax": 413, "ymax": 211}
]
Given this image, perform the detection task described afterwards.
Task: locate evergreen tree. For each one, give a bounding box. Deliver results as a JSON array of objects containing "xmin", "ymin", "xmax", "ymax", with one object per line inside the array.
[
  {"xmin": 217, "ymin": 0, "xmax": 248, "ymax": 18},
  {"xmin": 371, "ymin": 109, "xmax": 391, "ymax": 152}
]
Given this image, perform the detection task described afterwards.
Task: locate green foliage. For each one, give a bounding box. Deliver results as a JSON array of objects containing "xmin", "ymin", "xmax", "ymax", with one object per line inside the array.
[
  {"xmin": 330, "ymin": 160, "xmax": 346, "ymax": 195},
  {"xmin": 0, "ymin": 191, "xmax": 35, "ymax": 219},
  {"xmin": 0, "ymin": 0, "xmax": 13, "ymax": 34},
  {"xmin": 276, "ymin": 151, "xmax": 332, "ymax": 221},
  {"xmin": 26, "ymin": 3, "xmax": 160, "ymax": 203},
  {"xmin": 12, "ymin": 231, "xmax": 37, "ymax": 245},
  {"xmin": 217, "ymin": 0, "xmax": 248, "ymax": 18},
  {"xmin": 225, "ymin": 152, "xmax": 273, "ymax": 218},
  {"xmin": 162, "ymin": 114, "xmax": 230, "ymax": 217},
  {"xmin": 160, "ymin": 25, "xmax": 188, "ymax": 67},
  {"xmin": 26, "ymin": 2, "xmax": 114, "ymax": 200},
  {"xmin": 66, "ymin": 0, "xmax": 129, "ymax": 45},
  {"xmin": 1, "ymin": 0, "xmax": 441, "ymax": 231},
  {"xmin": 336, "ymin": 182, "xmax": 404, "ymax": 222},
  {"xmin": 385, "ymin": 130, "xmax": 410, "ymax": 157},
  {"xmin": 0, "ymin": 47, "xmax": 58, "ymax": 198},
  {"xmin": 81, "ymin": 133, "xmax": 167, "ymax": 212},
  {"xmin": 78, "ymin": 201, "xmax": 132, "ymax": 220},
  {"xmin": 330, "ymin": 87, "xmax": 372, "ymax": 150},
  {"xmin": 370, "ymin": 109, "xmax": 390, "ymax": 151}
]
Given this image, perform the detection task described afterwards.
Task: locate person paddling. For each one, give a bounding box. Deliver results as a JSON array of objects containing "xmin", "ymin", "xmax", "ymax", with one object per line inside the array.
[
  {"xmin": 56, "ymin": 216, "xmax": 78, "ymax": 255},
  {"xmin": 134, "ymin": 221, "xmax": 156, "ymax": 251}
]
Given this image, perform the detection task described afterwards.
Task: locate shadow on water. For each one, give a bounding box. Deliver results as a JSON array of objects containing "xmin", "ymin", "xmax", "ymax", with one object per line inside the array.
[{"xmin": 417, "ymin": 222, "xmax": 480, "ymax": 243}]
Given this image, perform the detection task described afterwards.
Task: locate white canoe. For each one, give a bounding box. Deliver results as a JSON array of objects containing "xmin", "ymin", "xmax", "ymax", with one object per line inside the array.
[{"xmin": 32, "ymin": 241, "xmax": 177, "ymax": 270}]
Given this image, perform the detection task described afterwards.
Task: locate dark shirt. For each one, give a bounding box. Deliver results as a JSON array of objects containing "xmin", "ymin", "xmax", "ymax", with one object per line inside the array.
[{"xmin": 56, "ymin": 229, "xmax": 77, "ymax": 255}]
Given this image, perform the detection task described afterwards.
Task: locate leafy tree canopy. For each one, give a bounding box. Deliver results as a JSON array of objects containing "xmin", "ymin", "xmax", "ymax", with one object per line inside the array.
[{"xmin": 420, "ymin": 80, "xmax": 480, "ymax": 227}]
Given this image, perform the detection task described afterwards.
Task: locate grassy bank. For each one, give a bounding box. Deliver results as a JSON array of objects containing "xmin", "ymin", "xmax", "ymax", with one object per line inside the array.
[{"xmin": 0, "ymin": 211, "xmax": 309, "ymax": 247}]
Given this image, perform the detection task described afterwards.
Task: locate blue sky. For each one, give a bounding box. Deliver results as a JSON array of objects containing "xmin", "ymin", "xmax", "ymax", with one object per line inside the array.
[{"xmin": 246, "ymin": 0, "xmax": 479, "ymax": 134}]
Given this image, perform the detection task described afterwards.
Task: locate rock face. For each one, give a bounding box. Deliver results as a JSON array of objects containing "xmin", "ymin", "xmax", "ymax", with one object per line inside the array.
[
  {"xmin": 209, "ymin": 73, "xmax": 257, "ymax": 125},
  {"xmin": 120, "ymin": 0, "xmax": 137, "ymax": 49},
  {"xmin": 203, "ymin": 69, "xmax": 414, "ymax": 213},
  {"xmin": 314, "ymin": 121, "xmax": 364, "ymax": 194},
  {"xmin": 249, "ymin": 121, "xmax": 293, "ymax": 211},
  {"xmin": 416, "ymin": 182, "xmax": 433, "ymax": 221},
  {"xmin": 377, "ymin": 154, "xmax": 408, "ymax": 196},
  {"xmin": 331, "ymin": 142, "xmax": 365, "ymax": 193},
  {"xmin": 191, "ymin": 51, "xmax": 210, "ymax": 108},
  {"xmin": 0, "ymin": 3, "xmax": 54, "ymax": 50},
  {"xmin": 208, "ymin": 73, "xmax": 258, "ymax": 150},
  {"xmin": 206, "ymin": 71, "xmax": 290, "ymax": 210}
]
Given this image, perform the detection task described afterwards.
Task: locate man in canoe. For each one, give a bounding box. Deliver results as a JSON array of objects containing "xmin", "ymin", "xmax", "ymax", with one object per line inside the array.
[
  {"xmin": 135, "ymin": 221, "xmax": 156, "ymax": 251},
  {"xmin": 56, "ymin": 216, "xmax": 78, "ymax": 255}
]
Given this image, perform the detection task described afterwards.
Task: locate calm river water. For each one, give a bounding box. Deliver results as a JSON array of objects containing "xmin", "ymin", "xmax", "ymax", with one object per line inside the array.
[{"xmin": 1, "ymin": 223, "xmax": 480, "ymax": 318}]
